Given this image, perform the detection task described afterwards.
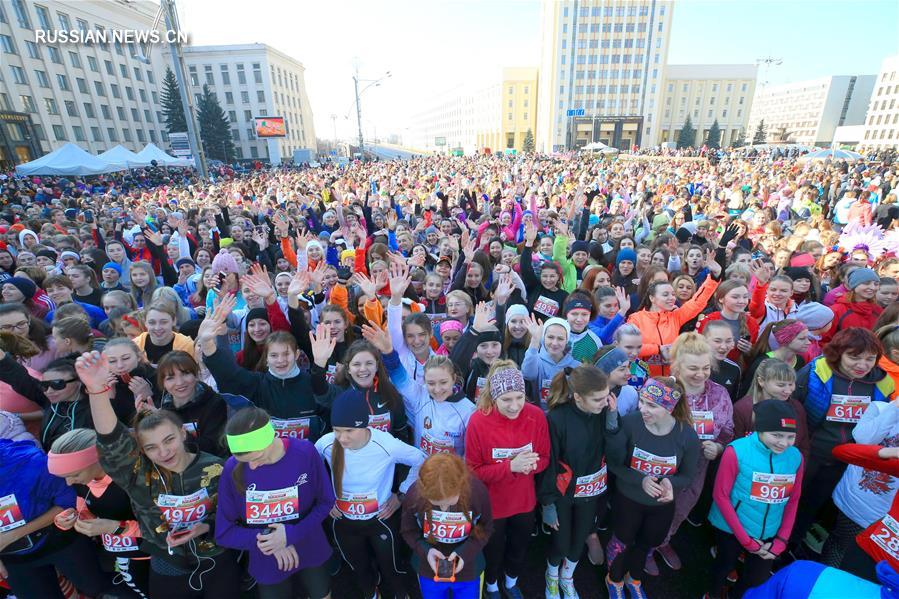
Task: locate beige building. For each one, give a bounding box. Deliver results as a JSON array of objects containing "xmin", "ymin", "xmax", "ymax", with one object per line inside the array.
[
  {"xmin": 746, "ymin": 75, "xmax": 875, "ymax": 146},
  {"xmin": 497, "ymin": 67, "xmax": 538, "ymax": 152},
  {"xmin": 861, "ymin": 55, "xmax": 899, "ymax": 150},
  {"xmin": 536, "ymin": 0, "xmax": 674, "ymax": 152},
  {"xmin": 0, "ymin": 0, "xmax": 170, "ymax": 155},
  {"xmin": 174, "ymin": 44, "xmax": 316, "ymax": 162},
  {"xmin": 657, "ymin": 64, "xmax": 757, "ymax": 147}
]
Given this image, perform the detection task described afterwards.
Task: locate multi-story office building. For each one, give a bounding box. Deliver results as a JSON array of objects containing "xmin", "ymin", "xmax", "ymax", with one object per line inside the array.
[
  {"xmin": 536, "ymin": 0, "xmax": 674, "ymax": 152},
  {"xmin": 0, "ymin": 0, "xmax": 170, "ymax": 156},
  {"xmin": 746, "ymin": 75, "xmax": 875, "ymax": 146},
  {"xmin": 657, "ymin": 64, "xmax": 757, "ymax": 147},
  {"xmin": 496, "ymin": 67, "xmax": 539, "ymax": 152},
  {"xmin": 175, "ymin": 44, "xmax": 316, "ymax": 162},
  {"xmin": 861, "ymin": 55, "xmax": 899, "ymax": 150}
]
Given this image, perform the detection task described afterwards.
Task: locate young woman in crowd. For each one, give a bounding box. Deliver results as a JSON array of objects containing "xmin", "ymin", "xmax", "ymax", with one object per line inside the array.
[
  {"xmin": 102, "ymin": 336, "xmax": 160, "ymax": 425},
  {"xmin": 74, "ymin": 349, "xmax": 241, "ymax": 598},
  {"xmin": 522, "ymin": 316, "xmax": 581, "ymax": 410},
  {"xmin": 0, "ymin": 303, "xmax": 56, "ymax": 370},
  {"xmin": 564, "ymin": 291, "xmax": 604, "ymax": 362},
  {"xmin": 700, "ymin": 320, "xmax": 742, "ymax": 400},
  {"xmin": 749, "ymin": 266, "xmax": 796, "ymax": 330},
  {"xmin": 697, "ymin": 279, "xmax": 758, "ymax": 364},
  {"xmin": 129, "ymin": 262, "xmax": 159, "ymax": 309},
  {"xmin": 216, "ymin": 407, "xmax": 335, "ymax": 599},
  {"xmin": 824, "ymin": 268, "xmax": 883, "ymax": 342},
  {"xmin": 740, "ymin": 319, "xmax": 810, "ymax": 398},
  {"xmin": 465, "ymin": 360, "xmax": 549, "ymax": 599},
  {"xmin": 315, "ymin": 389, "xmax": 426, "ymax": 599},
  {"xmin": 605, "ymin": 377, "xmax": 700, "ymax": 599},
  {"xmin": 707, "ymin": 400, "xmax": 804, "ymax": 598},
  {"xmin": 48, "ymin": 428, "xmax": 151, "ymax": 597},
  {"xmin": 540, "ymin": 365, "xmax": 617, "ymax": 599},
  {"xmin": 132, "ymin": 301, "xmax": 195, "ymax": 366},
  {"xmin": 451, "ymin": 301, "xmax": 504, "ymax": 402},
  {"xmin": 400, "ymin": 453, "xmax": 494, "ymax": 599},
  {"xmin": 520, "ymin": 222, "xmax": 568, "ymax": 321}
]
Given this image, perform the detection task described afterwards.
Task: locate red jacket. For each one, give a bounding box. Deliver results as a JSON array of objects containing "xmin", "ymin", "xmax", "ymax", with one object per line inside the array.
[
  {"xmin": 465, "ymin": 402, "xmax": 550, "ymax": 519},
  {"xmin": 833, "ymin": 443, "xmax": 899, "ymax": 571},
  {"xmin": 697, "ymin": 311, "xmax": 760, "ymax": 363},
  {"xmin": 823, "ymin": 296, "xmax": 883, "ymax": 343}
]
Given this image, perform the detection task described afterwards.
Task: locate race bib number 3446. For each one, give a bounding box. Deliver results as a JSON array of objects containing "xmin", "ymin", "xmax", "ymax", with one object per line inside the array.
[{"xmin": 245, "ymin": 486, "xmax": 299, "ymax": 525}]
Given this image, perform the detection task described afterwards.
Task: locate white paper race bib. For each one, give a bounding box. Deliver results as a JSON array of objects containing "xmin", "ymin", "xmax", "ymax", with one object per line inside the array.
[
  {"xmin": 336, "ymin": 492, "xmax": 379, "ymax": 520},
  {"xmin": 492, "ymin": 443, "xmax": 533, "ymax": 461},
  {"xmin": 324, "ymin": 365, "xmax": 337, "ymax": 384},
  {"xmin": 420, "ymin": 431, "xmax": 454, "ymax": 456},
  {"xmin": 271, "ymin": 417, "xmax": 311, "ymax": 440},
  {"xmin": 692, "ymin": 410, "xmax": 715, "ymax": 440},
  {"xmin": 826, "ymin": 394, "xmax": 871, "ymax": 423},
  {"xmin": 156, "ymin": 488, "xmax": 211, "ymax": 531},
  {"xmin": 368, "ymin": 412, "xmax": 391, "ymax": 432},
  {"xmin": 0, "ymin": 494, "xmax": 25, "ymax": 533},
  {"xmin": 870, "ymin": 514, "xmax": 899, "ymax": 560},
  {"xmin": 246, "ymin": 486, "xmax": 299, "ymax": 525},
  {"xmin": 101, "ymin": 531, "xmax": 140, "ymax": 553},
  {"xmin": 630, "ymin": 447, "xmax": 678, "ymax": 476},
  {"xmin": 574, "ymin": 463, "xmax": 608, "ymax": 498},
  {"xmin": 540, "ymin": 379, "xmax": 552, "ymax": 404},
  {"xmin": 533, "ymin": 296, "xmax": 559, "ymax": 317},
  {"xmin": 750, "ymin": 472, "xmax": 795, "ymax": 504},
  {"xmin": 422, "ymin": 510, "xmax": 472, "ymax": 544}
]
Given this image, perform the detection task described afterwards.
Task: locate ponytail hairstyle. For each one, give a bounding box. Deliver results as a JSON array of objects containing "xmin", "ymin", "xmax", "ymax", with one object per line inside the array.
[
  {"xmin": 636, "ymin": 266, "xmax": 670, "ymax": 310},
  {"xmin": 226, "ymin": 406, "xmax": 272, "ymax": 493},
  {"xmin": 638, "ymin": 277, "xmax": 674, "ymax": 311},
  {"xmin": 414, "ymin": 453, "xmax": 487, "ymax": 542},
  {"xmin": 749, "ymin": 358, "xmax": 796, "ymax": 404},
  {"xmin": 670, "ymin": 332, "xmax": 713, "ymax": 382},
  {"xmin": 714, "ymin": 279, "xmax": 750, "ymax": 340},
  {"xmin": 746, "ymin": 319, "xmax": 801, "ymax": 366},
  {"xmin": 547, "ymin": 364, "xmax": 609, "ymax": 410},
  {"xmin": 477, "ymin": 359, "xmax": 520, "ymax": 413},
  {"xmin": 652, "ymin": 375, "xmax": 693, "ymax": 426}
]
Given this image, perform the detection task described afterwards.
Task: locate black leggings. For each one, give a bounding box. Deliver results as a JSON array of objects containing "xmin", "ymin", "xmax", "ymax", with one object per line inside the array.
[
  {"xmin": 709, "ymin": 529, "xmax": 774, "ymax": 598},
  {"xmin": 3, "ymin": 534, "xmax": 111, "ymax": 599},
  {"xmin": 257, "ymin": 563, "xmax": 331, "ymax": 599},
  {"xmin": 483, "ymin": 510, "xmax": 534, "ymax": 585},
  {"xmin": 112, "ymin": 555, "xmax": 151, "ymax": 598},
  {"xmin": 332, "ymin": 512, "xmax": 405, "ymax": 599},
  {"xmin": 791, "ymin": 455, "xmax": 846, "ymax": 546},
  {"xmin": 548, "ymin": 497, "xmax": 605, "ymax": 565},
  {"xmin": 148, "ymin": 550, "xmax": 241, "ymax": 599},
  {"xmin": 608, "ymin": 492, "xmax": 674, "ymax": 583},
  {"xmin": 822, "ymin": 508, "xmax": 864, "ymax": 568}
]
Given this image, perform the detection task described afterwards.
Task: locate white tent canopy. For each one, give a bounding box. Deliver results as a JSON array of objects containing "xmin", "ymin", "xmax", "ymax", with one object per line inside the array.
[
  {"xmin": 15, "ymin": 143, "xmax": 125, "ymax": 176},
  {"xmin": 581, "ymin": 141, "xmax": 620, "ymax": 154},
  {"xmin": 98, "ymin": 145, "xmax": 147, "ymax": 169},
  {"xmin": 135, "ymin": 143, "xmax": 194, "ymax": 167}
]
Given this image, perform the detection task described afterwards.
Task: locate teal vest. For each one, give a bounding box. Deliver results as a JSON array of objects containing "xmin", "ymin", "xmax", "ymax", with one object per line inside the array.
[{"xmin": 709, "ymin": 433, "xmax": 802, "ymax": 541}]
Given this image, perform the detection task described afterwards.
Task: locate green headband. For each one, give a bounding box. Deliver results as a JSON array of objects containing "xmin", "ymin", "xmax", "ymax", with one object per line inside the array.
[{"xmin": 226, "ymin": 423, "xmax": 276, "ymax": 453}]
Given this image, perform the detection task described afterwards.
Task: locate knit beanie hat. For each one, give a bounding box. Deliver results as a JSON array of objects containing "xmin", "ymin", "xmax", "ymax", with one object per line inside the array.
[
  {"xmin": 174, "ymin": 258, "xmax": 194, "ymax": 270},
  {"xmin": 783, "ymin": 267, "xmax": 811, "ymax": 282},
  {"xmin": 505, "ymin": 303, "xmax": 530, "ymax": 321},
  {"xmin": 847, "ymin": 268, "xmax": 879, "ymax": 290},
  {"xmin": 211, "ymin": 249, "xmax": 240, "ymax": 275},
  {"xmin": 4, "ymin": 276, "xmax": 36, "ymax": 299},
  {"xmin": 753, "ymin": 400, "xmax": 798, "ymax": 433},
  {"xmin": 331, "ymin": 389, "xmax": 371, "ymax": 429},
  {"xmin": 793, "ymin": 302, "xmax": 834, "ymax": 330},
  {"xmin": 543, "ymin": 317, "xmax": 571, "ymax": 343},
  {"xmin": 596, "ymin": 347, "xmax": 629, "ymax": 374},
  {"xmin": 571, "ymin": 240, "xmax": 590, "ymax": 254},
  {"xmin": 101, "ymin": 262, "xmax": 122, "ymax": 276},
  {"xmin": 36, "ymin": 249, "xmax": 58, "ymax": 260},
  {"xmin": 245, "ymin": 308, "xmax": 269, "ymax": 326},
  {"xmin": 616, "ymin": 248, "xmax": 637, "ymax": 267}
]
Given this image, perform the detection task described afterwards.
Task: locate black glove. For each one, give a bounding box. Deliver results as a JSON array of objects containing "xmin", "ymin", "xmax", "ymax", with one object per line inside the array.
[{"xmin": 718, "ymin": 223, "xmax": 741, "ymax": 248}]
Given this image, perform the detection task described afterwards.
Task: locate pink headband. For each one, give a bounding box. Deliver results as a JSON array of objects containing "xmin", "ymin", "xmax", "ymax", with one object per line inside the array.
[
  {"xmin": 47, "ymin": 445, "xmax": 99, "ymax": 476},
  {"xmin": 489, "ymin": 368, "xmax": 525, "ymax": 398},
  {"xmin": 440, "ymin": 319, "xmax": 464, "ymax": 335},
  {"xmin": 772, "ymin": 321, "xmax": 808, "ymax": 346}
]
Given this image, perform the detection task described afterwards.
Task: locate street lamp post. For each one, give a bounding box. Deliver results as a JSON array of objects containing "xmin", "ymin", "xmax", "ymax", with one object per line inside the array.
[{"xmin": 353, "ymin": 69, "xmax": 391, "ymax": 160}]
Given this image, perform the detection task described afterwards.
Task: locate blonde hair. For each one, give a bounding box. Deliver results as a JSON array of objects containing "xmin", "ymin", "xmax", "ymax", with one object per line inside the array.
[
  {"xmin": 445, "ymin": 290, "xmax": 474, "ymax": 318},
  {"xmin": 477, "ymin": 359, "xmax": 519, "ymax": 413},
  {"xmin": 750, "ymin": 358, "xmax": 796, "ymax": 403},
  {"xmin": 670, "ymin": 332, "xmax": 713, "ymax": 377}
]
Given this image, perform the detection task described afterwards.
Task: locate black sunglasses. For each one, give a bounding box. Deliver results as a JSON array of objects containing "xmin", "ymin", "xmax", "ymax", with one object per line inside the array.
[{"xmin": 39, "ymin": 378, "xmax": 78, "ymax": 390}]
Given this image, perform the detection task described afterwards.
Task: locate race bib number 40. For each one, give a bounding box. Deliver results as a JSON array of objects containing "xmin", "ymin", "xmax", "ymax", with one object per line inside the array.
[
  {"xmin": 246, "ymin": 486, "xmax": 299, "ymax": 525},
  {"xmin": 423, "ymin": 510, "xmax": 472, "ymax": 544},
  {"xmin": 750, "ymin": 472, "xmax": 795, "ymax": 504},
  {"xmin": 271, "ymin": 417, "xmax": 311, "ymax": 440},
  {"xmin": 826, "ymin": 394, "xmax": 871, "ymax": 423},
  {"xmin": 630, "ymin": 447, "xmax": 677, "ymax": 476},
  {"xmin": 156, "ymin": 488, "xmax": 211, "ymax": 531},
  {"xmin": 336, "ymin": 493, "xmax": 379, "ymax": 520},
  {"xmin": 574, "ymin": 464, "xmax": 608, "ymax": 498},
  {"xmin": 0, "ymin": 494, "xmax": 25, "ymax": 533}
]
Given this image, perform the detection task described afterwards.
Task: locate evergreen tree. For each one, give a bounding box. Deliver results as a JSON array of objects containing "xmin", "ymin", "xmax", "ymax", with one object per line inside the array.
[
  {"xmin": 752, "ymin": 119, "xmax": 767, "ymax": 145},
  {"xmin": 676, "ymin": 116, "xmax": 696, "ymax": 149},
  {"xmin": 706, "ymin": 119, "xmax": 721, "ymax": 149},
  {"xmin": 523, "ymin": 129, "xmax": 535, "ymax": 153},
  {"xmin": 160, "ymin": 67, "xmax": 186, "ymax": 134},
  {"xmin": 197, "ymin": 84, "xmax": 235, "ymax": 162},
  {"xmin": 733, "ymin": 128, "xmax": 747, "ymax": 148}
]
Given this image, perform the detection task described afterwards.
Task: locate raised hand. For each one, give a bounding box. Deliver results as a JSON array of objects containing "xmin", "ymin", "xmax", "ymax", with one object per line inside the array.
[
  {"xmin": 749, "ymin": 258, "xmax": 770, "ymax": 284},
  {"xmin": 388, "ymin": 262, "xmax": 411, "ymax": 300},
  {"xmin": 472, "ymin": 301, "xmax": 496, "ymax": 333},
  {"xmin": 361, "ymin": 323, "xmax": 393, "ymax": 354},
  {"xmin": 525, "ymin": 313, "xmax": 544, "ymax": 345},
  {"xmin": 309, "ymin": 324, "xmax": 336, "ymax": 368},
  {"xmin": 353, "ymin": 272, "xmax": 378, "ymax": 299},
  {"xmin": 75, "ymin": 351, "xmax": 112, "ymax": 392},
  {"xmin": 705, "ymin": 248, "xmax": 722, "ymax": 277},
  {"xmin": 288, "ymin": 270, "xmax": 311, "ymax": 298},
  {"xmin": 614, "ymin": 286, "xmax": 632, "ymax": 315},
  {"xmin": 142, "ymin": 228, "xmax": 163, "ymax": 247},
  {"xmin": 494, "ymin": 273, "xmax": 513, "ymax": 305},
  {"xmin": 308, "ymin": 262, "xmax": 327, "ymax": 290},
  {"xmin": 295, "ymin": 231, "xmax": 311, "ymax": 252},
  {"xmin": 243, "ymin": 265, "xmax": 276, "ymax": 302},
  {"xmin": 525, "ymin": 220, "xmax": 538, "ymax": 246}
]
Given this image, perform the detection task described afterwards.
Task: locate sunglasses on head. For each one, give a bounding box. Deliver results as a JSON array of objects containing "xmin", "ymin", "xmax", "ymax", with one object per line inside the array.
[{"xmin": 40, "ymin": 378, "xmax": 78, "ymax": 390}]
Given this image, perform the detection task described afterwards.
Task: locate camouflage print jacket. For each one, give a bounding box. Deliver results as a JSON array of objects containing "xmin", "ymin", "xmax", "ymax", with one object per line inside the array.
[{"xmin": 96, "ymin": 422, "xmax": 226, "ymax": 566}]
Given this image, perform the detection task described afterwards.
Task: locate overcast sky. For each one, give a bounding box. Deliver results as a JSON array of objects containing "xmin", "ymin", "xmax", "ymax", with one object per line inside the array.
[{"xmin": 177, "ymin": 0, "xmax": 898, "ymax": 142}]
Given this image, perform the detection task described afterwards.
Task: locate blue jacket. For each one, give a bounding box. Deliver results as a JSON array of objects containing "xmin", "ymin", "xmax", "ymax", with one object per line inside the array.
[
  {"xmin": 0, "ymin": 438, "xmax": 75, "ymax": 553},
  {"xmin": 587, "ymin": 313, "xmax": 625, "ymax": 345},
  {"xmin": 709, "ymin": 433, "xmax": 802, "ymax": 542},
  {"xmin": 46, "ymin": 300, "xmax": 108, "ymax": 329}
]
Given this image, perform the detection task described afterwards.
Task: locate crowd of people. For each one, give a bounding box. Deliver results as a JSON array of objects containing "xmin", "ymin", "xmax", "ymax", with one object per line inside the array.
[{"xmin": 0, "ymin": 147, "xmax": 898, "ymax": 599}]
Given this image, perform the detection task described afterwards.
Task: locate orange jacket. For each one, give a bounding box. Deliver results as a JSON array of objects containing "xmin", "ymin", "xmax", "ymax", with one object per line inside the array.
[
  {"xmin": 878, "ymin": 356, "xmax": 899, "ymax": 400},
  {"xmin": 626, "ymin": 276, "xmax": 719, "ymax": 376}
]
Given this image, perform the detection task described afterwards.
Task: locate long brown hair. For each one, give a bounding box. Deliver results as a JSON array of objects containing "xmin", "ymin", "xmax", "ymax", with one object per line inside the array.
[
  {"xmin": 414, "ymin": 453, "xmax": 487, "ymax": 542},
  {"xmin": 132, "ymin": 408, "xmax": 185, "ymax": 488},
  {"xmin": 651, "ymin": 376, "xmax": 693, "ymax": 426},
  {"xmin": 547, "ymin": 364, "xmax": 608, "ymax": 410},
  {"xmin": 335, "ymin": 339, "xmax": 402, "ymax": 411},
  {"xmin": 714, "ymin": 279, "xmax": 750, "ymax": 340}
]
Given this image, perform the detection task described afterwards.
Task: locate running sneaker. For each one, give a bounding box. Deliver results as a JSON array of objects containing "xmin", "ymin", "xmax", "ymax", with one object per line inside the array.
[
  {"xmin": 624, "ymin": 574, "xmax": 648, "ymax": 599},
  {"xmin": 605, "ymin": 574, "xmax": 627, "ymax": 599},
  {"xmin": 586, "ymin": 534, "xmax": 605, "ymax": 565},
  {"xmin": 726, "ymin": 569, "xmax": 739, "ymax": 584},
  {"xmin": 656, "ymin": 543, "xmax": 682, "ymax": 570},
  {"xmin": 545, "ymin": 570, "xmax": 560, "ymax": 599},
  {"xmin": 644, "ymin": 552, "xmax": 659, "ymax": 576},
  {"xmin": 559, "ymin": 576, "xmax": 580, "ymax": 599},
  {"xmin": 484, "ymin": 588, "xmax": 502, "ymax": 599},
  {"xmin": 503, "ymin": 584, "xmax": 524, "ymax": 599}
]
